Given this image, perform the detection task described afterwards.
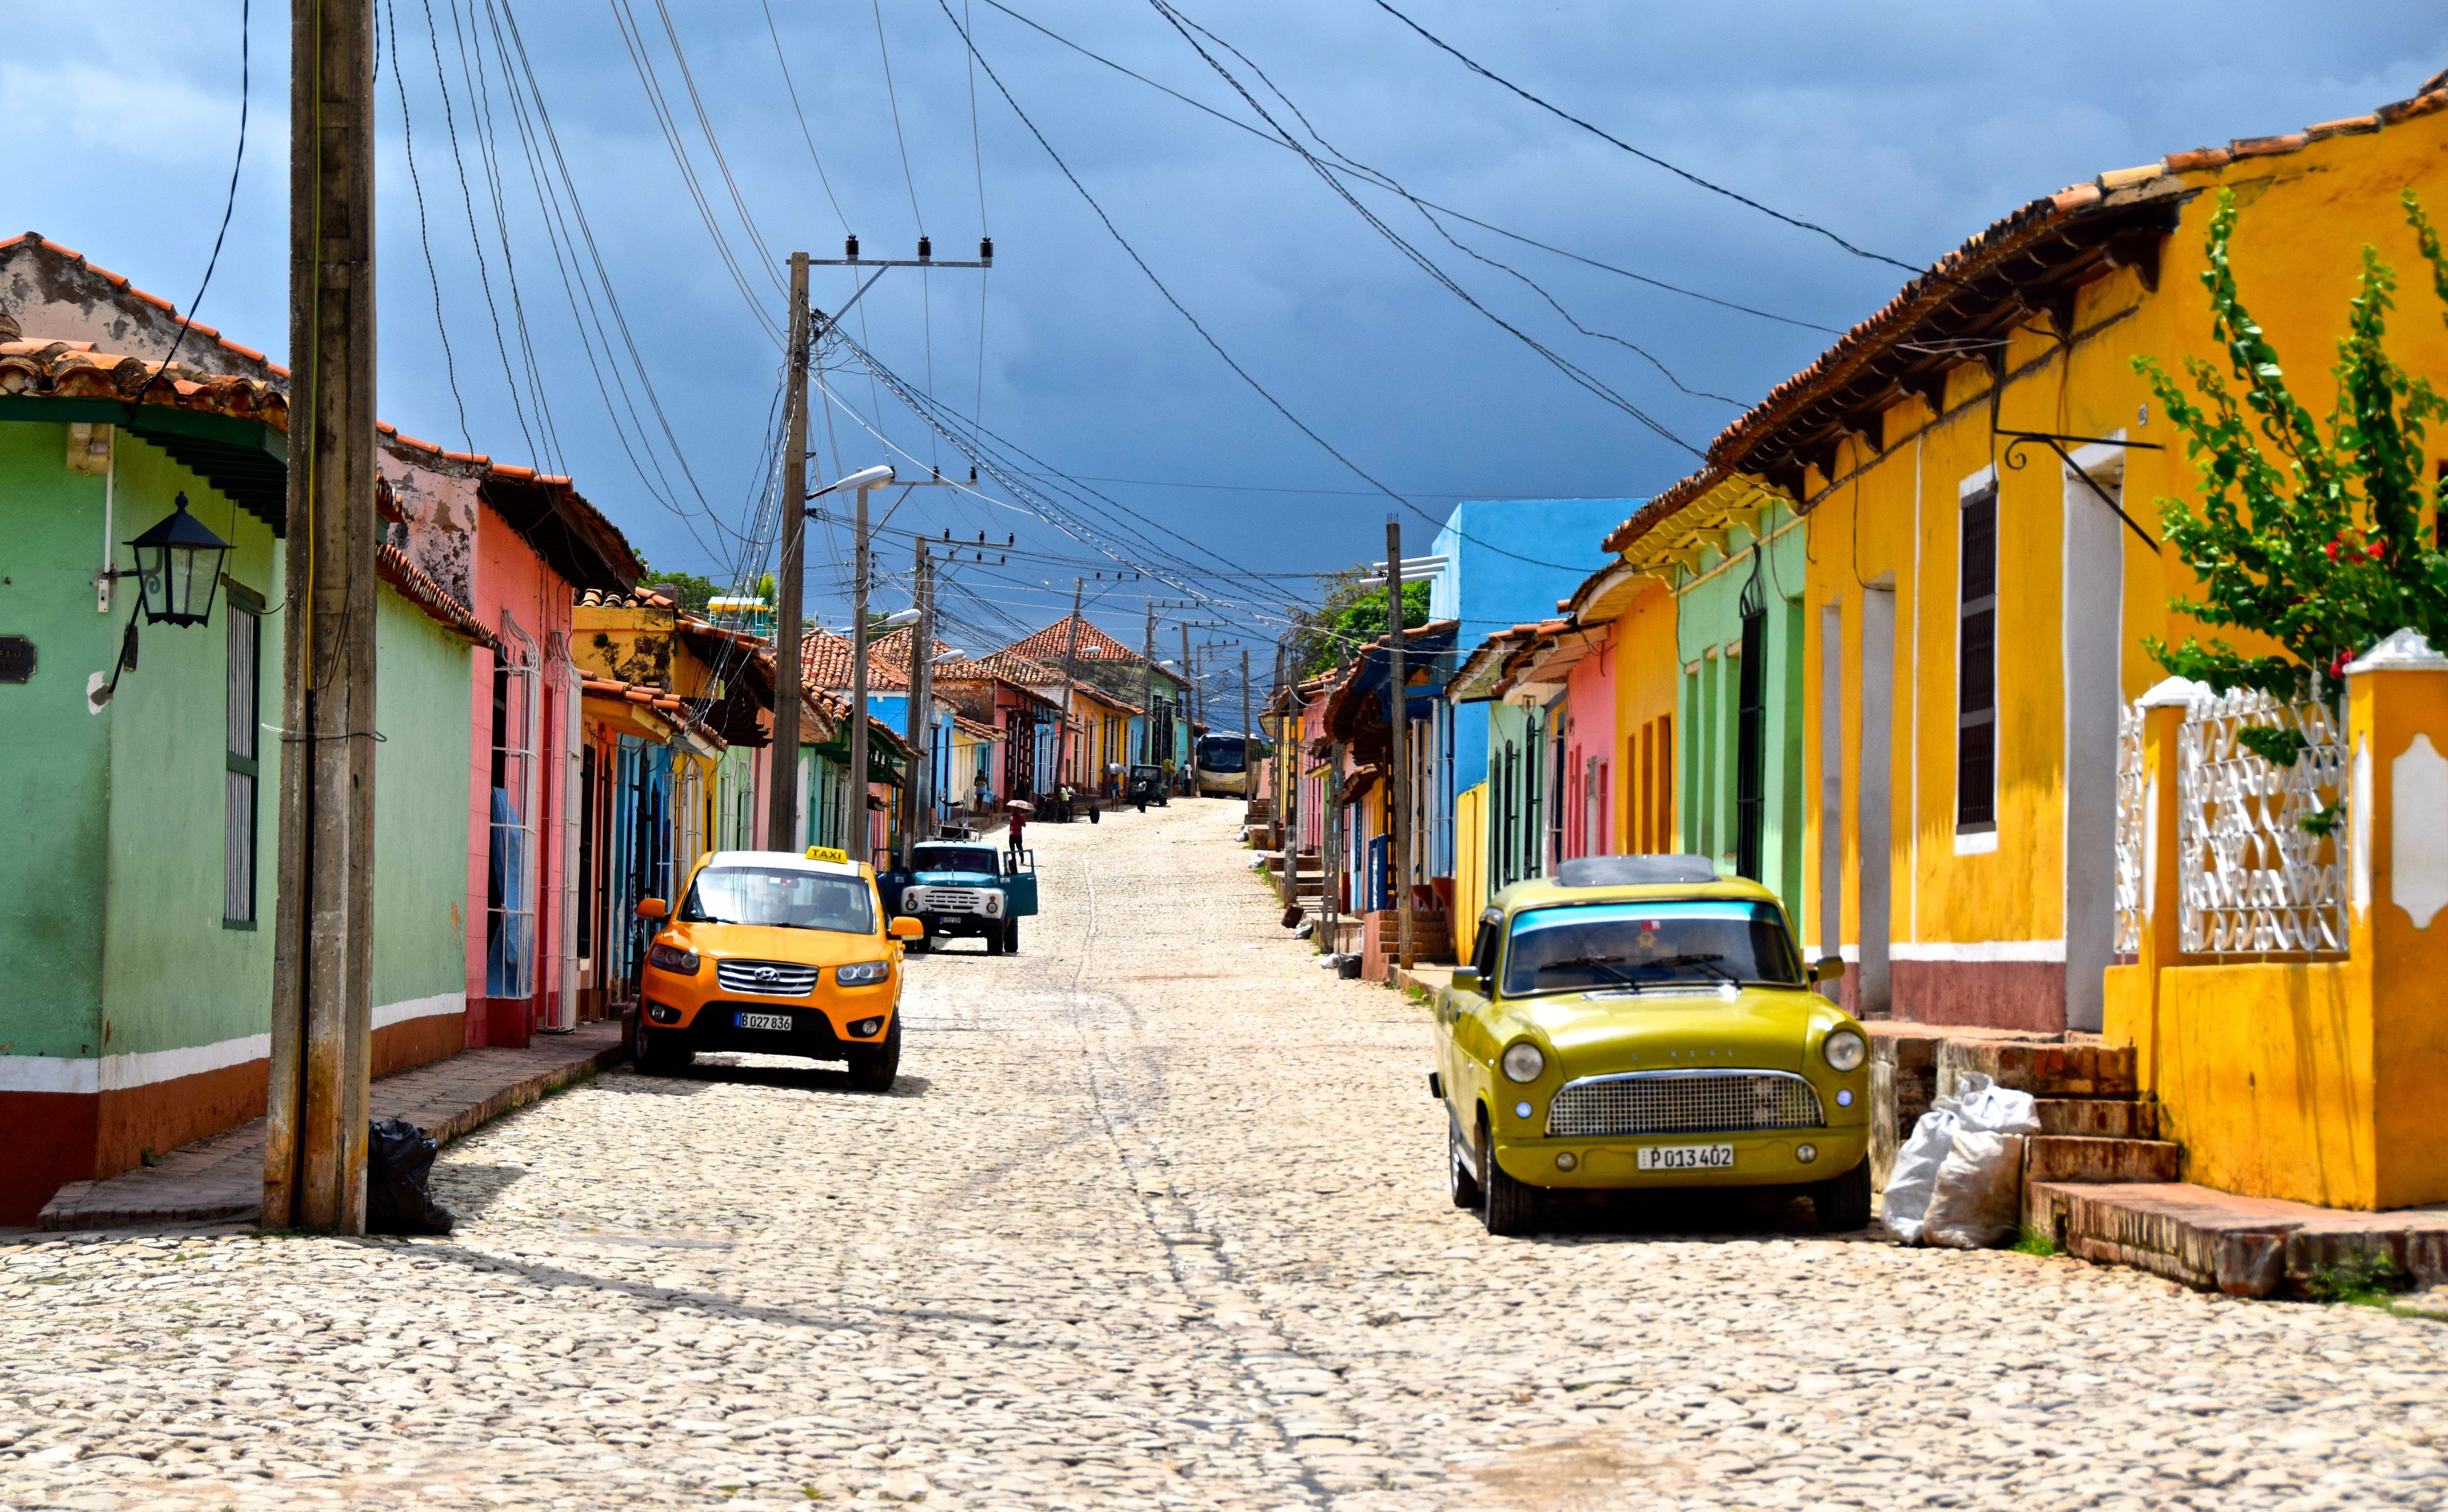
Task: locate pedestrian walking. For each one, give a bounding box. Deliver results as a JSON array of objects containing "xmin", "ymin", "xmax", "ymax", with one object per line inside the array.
[{"xmin": 1005, "ymin": 800, "xmax": 1031, "ymax": 853}]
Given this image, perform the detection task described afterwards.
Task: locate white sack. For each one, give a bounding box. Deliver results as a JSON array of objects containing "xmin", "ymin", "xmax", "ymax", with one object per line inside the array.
[
  {"xmin": 1921, "ymin": 1129, "xmax": 2025, "ymax": 1249},
  {"xmin": 1880, "ymin": 1108, "xmax": 1959, "ymax": 1245},
  {"xmin": 1952, "ymin": 1075, "xmax": 2041, "ymax": 1136}
]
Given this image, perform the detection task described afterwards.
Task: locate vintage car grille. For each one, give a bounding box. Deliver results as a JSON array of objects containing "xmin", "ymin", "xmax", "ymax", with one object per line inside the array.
[
  {"xmin": 714, "ymin": 959, "xmax": 819, "ymax": 997},
  {"xmin": 907, "ymin": 886, "xmax": 995, "ymax": 915},
  {"xmin": 1545, "ymin": 1070, "xmax": 1823, "ymax": 1139}
]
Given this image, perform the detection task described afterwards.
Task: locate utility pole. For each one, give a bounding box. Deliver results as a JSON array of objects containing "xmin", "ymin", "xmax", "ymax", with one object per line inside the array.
[
  {"xmin": 847, "ymin": 482, "xmax": 874, "ymax": 865},
  {"xmin": 1386, "ymin": 517, "xmax": 1413, "ymax": 973},
  {"xmin": 1055, "ymin": 578, "xmax": 1084, "ymax": 797},
  {"xmin": 1240, "ymin": 648, "xmax": 1253, "ymax": 810},
  {"xmin": 900, "ymin": 541, "xmax": 933, "ymax": 869},
  {"xmin": 266, "ymin": 0, "xmax": 379, "ymax": 1233},
  {"xmin": 1181, "ymin": 621, "xmax": 1199, "ymax": 798},
  {"xmin": 766, "ymin": 252, "xmax": 812, "ymax": 851},
  {"xmin": 1140, "ymin": 602, "xmax": 1156, "ymax": 764}
]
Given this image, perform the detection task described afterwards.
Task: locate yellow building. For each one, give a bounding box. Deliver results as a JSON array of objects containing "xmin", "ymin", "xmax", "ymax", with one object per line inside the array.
[{"xmin": 1661, "ymin": 84, "xmax": 2448, "ymax": 1033}]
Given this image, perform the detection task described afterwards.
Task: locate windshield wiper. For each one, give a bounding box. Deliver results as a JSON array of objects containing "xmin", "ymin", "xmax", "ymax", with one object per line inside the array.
[
  {"xmin": 1539, "ymin": 956, "xmax": 1645, "ymax": 991},
  {"xmin": 1630, "ymin": 952, "xmax": 1740, "ymax": 985}
]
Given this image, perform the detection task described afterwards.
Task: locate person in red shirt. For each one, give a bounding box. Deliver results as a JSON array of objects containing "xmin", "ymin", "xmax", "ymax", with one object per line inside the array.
[{"xmin": 1005, "ymin": 805, "xmax": 1027, "ymax": 854}]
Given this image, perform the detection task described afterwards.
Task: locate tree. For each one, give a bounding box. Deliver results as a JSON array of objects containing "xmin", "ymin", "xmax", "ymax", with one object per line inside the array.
[
  {"xmin": 1285, "ymin": 567, "xmax": 1432, "ymax": 679},
  {"xmin": 2136, "ymin": 187, "xmax": 2448, "ymax": 734},
  {"xmin": 638, "ymin": 570, "xmax": 722, "ymax": 614}
]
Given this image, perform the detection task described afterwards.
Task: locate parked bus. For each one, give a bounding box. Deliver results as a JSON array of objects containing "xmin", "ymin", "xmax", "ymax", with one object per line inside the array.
[{"xmin": 1194, "ymin": 734, "xmax": 1266, "ymax": 798}]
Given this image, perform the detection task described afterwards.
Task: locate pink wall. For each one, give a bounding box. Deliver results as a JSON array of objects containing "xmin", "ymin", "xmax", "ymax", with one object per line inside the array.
[
  {"xmin": 463, "ymin": 503, "xmax": 576, "ymax": 1047},
  {"xmin": 1561, "ymin": 638, "xmax": 1617, "ymax": 861}
]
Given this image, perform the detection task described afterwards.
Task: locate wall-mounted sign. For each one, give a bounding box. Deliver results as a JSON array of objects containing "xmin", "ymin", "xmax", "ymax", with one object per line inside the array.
[{"xmin": 0, "ymin": 636, "xmax": 33, "ymax": 684}]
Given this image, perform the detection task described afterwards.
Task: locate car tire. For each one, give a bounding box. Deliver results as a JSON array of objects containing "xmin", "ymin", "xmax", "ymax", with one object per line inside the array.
[
  {"xmin": 1448, "ymin": 1115, "xmax": 1481, "ymax": 1209},
  {"xmin": 634, "ymin": 1020, "xmax": 693, "ymax": 1077},
  {"xmin": 1003, "ymin": 918, "xmax": 1020, "ymax": 954},
  {"xmin": 986, "ymin": 922, "xmax": 1006, "ymax": 956},
  {"xmin": 1090, "ymin": 807, "xmax": 1100, "ymax": 824},
  {"xmin": 1813, "ymin": 1156, "xmax": 1873, "ymax": 1232},
  {"xmin": 846, "ymin": 1015, "xmax": 900, "ymax": 1093},
  {"xmin": 1477, "ymin": 1116, "xmax": 1535, "ymax": 1237}
]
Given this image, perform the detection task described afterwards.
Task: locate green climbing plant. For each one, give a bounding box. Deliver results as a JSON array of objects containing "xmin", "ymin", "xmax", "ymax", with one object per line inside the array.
[{"xmin": 2134, "ymin": 188, "xmax": 2448, "ymax": 752}]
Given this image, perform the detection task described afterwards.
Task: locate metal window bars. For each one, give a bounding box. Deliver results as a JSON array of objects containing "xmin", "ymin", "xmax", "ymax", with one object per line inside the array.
[{"xmin": 487, "ymin": 614, "xmax": 541, "ymax": 998}]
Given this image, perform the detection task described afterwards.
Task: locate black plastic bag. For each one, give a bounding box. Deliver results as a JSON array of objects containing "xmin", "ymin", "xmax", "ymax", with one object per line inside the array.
[{"xmin": 367, "ymin": 1117, "xmax": 455, "ymax": 1235}]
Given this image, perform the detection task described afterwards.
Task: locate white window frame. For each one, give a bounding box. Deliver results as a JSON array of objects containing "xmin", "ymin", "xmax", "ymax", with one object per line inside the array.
[
  {"xmin": 488, "ymin": 614, "xmax": 541, "ymax": 998},
  {"xmin": 1956, "ymin": 467, "xmax": 2000, "ymax": 838}
]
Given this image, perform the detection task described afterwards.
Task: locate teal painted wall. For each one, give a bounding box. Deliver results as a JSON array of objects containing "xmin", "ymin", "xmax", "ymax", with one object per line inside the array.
[
  {"xmin": 1673, "ymin": 507, "xmax": 1808, "ymax": 922},
  {"xmin": 371, "ymin": 589, "xmax": 474, "ymax": 1013},
  {"xmin": 92, "ymin": 430, "xmax": 283, "ymax": 1059}
]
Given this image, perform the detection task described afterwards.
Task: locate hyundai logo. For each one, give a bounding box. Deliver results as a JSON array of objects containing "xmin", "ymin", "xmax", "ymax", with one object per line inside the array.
[{"xmin": 754, "ymin": 967, "xmax": 778, "ymax": 983}]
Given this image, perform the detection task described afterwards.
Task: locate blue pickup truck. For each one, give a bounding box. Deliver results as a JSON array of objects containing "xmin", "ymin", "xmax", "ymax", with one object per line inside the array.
[{"xmin": 877, "ymin": 840, "xmax": 1039, "ymax": 955}]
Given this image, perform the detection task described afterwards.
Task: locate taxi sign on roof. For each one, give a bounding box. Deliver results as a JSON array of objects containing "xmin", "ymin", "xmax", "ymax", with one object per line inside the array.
[{"xmin": 805, "ymin": 846, "xmax": 850, "ymax": 864}]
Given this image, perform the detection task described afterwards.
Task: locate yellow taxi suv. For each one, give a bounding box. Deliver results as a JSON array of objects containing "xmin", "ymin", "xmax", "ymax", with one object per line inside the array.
[
  {"xmin": 1432, "ymin": 854, "xmax": 1869, "ymax": 1237},
  {"xmin": 632, "ymin": 847, "xmax": 924, "ymax": 1092}
]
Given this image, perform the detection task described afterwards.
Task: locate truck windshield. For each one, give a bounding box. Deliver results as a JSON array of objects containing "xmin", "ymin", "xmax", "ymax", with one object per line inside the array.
[
  {"xmin": 681, "ymin": 867, "xmax": 874, "ymax": 935},
  {"xmin": 915, "ymin": 847, "xmax": 1001, "ymax": 874},
  {"xmin": 1197, "ymin": 737, "xmax": 1246, "ymax": 773},
  {"xmin": 1503, "ymin": 900, "xmax": 1803, "ymax": 996}
]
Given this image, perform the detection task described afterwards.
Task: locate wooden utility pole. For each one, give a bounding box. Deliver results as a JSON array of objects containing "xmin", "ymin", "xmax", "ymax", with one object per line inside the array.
[
  {"xmin": 266, "ymin": 0, "xmax": 379, "ymax": 1233},
  {"xmin": 1240, "ymin": 648, "xmax": 1253, "ymax": 807},
  {"xmin": 847, "ymin": 483, "xmax": 874, "ymax": 864},
  {"xmin": 900, "ymin": 542, "xmax": 933, "ymax": 868},
  {"xmin": 1386, "ymin": 519, "xmax": 1413, "ymax": 973},
  {"xmin": 1140, "ymin": 602, "xmax": 1156, "ymax": 763},
  {"xmin": 766, "ymin": 252, "xmax": 812, "ymax": 851},
  {"xmin": 1181, "ymin": 621, "xmax": 1199, "ymax": 796},
  {"xmin": 1054, "ymin": 578, "xmax": 1084, "ymax": 796}
]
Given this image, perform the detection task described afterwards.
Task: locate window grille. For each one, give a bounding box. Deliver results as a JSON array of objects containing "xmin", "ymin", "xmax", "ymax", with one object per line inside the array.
[
  {"xmin": 1958, "ymin": 486, "xmax": 1998, "ymax": 830},
  {"xmin": 486, "ymin": 616, "xmax": 540, "ymax": 998},
  {"xmin": 2114, "ymin": 699, "xmax": 2144, "ymax": 956},
  {"xmin": 2178, "ymin": 687, "xmax": 2348, "ymax": 954},
  {"xmin": 223, "ymin": 584, "xmax": 263, "ymax": 927}
]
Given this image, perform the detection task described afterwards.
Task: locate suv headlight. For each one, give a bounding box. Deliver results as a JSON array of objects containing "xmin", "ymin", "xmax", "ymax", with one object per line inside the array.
[
  {"xmin": 1500, "ymin": 1041, "xmax": 1546, "ymax": 1084},
  {"xmin": 647, "ymin": 942, "xmax": 699, "ymax": 975},
  {"xmin": 1823, "ymin": 1029, "xmax": 1866, "ymax": 1072},
  {"xmin": 836, "ymin": 960, "xmax": 890, "ymax": 987}
]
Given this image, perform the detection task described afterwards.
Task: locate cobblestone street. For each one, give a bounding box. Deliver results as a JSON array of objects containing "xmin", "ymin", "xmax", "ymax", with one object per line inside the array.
[{"xmin": 2, "ymin": 801, "xmax": 2444, "ymax": 1510}]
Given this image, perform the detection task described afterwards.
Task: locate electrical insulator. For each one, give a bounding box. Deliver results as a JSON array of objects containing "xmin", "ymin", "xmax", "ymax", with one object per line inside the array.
[
  {"xmin": 845, "ymin": 233, "xmax": 859, "ymax": 259},
  {"xmin": 980, "ymin": 237, "xmax": 993, "ymax": 263},
  {"xmin": 917, "ymin": 235, "xmax": 932, "ymax": 261}
]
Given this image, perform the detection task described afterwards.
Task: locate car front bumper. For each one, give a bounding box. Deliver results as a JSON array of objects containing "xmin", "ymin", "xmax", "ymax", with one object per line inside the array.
[{"xmin": 1487, "ymin": 1125, "xmax": 1870, "ymax": 1189}]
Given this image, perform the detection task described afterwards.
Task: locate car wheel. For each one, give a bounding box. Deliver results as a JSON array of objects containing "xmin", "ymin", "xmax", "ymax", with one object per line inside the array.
[
  {"xmin": 1448, "ymin": 1115, "xmax": 1481, "ymax": 1209},
  {"xmin": 1813, "ymin": 1155, "xmax": 1873, "ymax": 1232},
  {"xmin": 1477, "ymin": 1115, "xmax": 1535, "ymax": 1237},
  {"xmin": 845, "ymin": 1015, "xmax": 900, "ymax": 1093},
  {"xmin": 1089, "ymin": 807, "xmax": 1100, "ymax": 824},
  {"xmin": 985, "ymin": 921, "xmax": 1006, "ymax": 956},
  {"xmin": 1003, "ymin": 918, "xmax": 1020, "ymax": 954},
  {"xmin": 634, "ymin": 1020, "xmax": 692, "ymax": 1077}
]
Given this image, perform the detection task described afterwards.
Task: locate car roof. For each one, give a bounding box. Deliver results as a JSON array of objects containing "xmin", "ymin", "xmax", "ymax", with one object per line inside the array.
[
  {"xmin": 1490, "ymin": 873, "xmax": 1782, "ymax": 915},
  {"xmin": 697, "ymin": 848, "xmax": 868, "ymax": 881}
]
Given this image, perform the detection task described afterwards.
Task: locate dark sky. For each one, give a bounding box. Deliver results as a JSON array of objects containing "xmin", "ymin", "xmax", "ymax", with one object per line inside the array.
[{"xmin": 12, "ymin": 2, "xmax": 2446, "ymax": 667}]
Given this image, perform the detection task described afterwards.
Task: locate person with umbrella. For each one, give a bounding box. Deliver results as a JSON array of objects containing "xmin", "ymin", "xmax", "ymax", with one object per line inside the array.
[{"xmin": 1005, "ymin": 799, "xmax": 1032, "ymax": 854}]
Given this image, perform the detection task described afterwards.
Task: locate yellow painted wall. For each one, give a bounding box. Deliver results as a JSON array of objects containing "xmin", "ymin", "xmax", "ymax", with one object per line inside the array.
[
  {"xmin": 1610, "ymin": 578, "xmax": 1682, "ymax": 853},
  {"xmin": 1454, "ymin": 782, "xmax": 1486, "ymax": 961},
  {"xmin": 1802, "ymin": 109, "xmax": 2448, "ymax": 965}
]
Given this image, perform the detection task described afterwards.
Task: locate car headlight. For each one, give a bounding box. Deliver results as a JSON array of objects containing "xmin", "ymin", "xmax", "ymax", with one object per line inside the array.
[
  {"xmin": 647, "ymin": 942, "xmax": 699, "ymax": 975},
  {"xmin": 836, "ymin": 960, "xmax": 890, "ymax": 987},
  {"xmin": 984, "ymin": 894, "xmax": 1002, "ymax": 915},
  {"xmin": 1823, "ymin": 1029, "xmax": 1866, "ymax": 1072},
  {"xmin": 1500, "ymin": 1041, "xmax": 1546, "ymax": 1084}
]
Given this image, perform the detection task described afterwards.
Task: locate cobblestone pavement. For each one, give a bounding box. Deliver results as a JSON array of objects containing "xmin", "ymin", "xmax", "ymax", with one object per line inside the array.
[{"xmin": 2, "ymin": 802, "xmax": 2444, "ymax": 1510}]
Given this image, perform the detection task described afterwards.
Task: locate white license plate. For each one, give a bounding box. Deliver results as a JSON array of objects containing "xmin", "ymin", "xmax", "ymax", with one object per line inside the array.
[
  {"xmin": 1637, "ymin": 1143, "xmax": 1735, "ymax": 1171},
  {"xmin": 734, "ymin": 1012, "xmax": 793, "ymax": 1032}
]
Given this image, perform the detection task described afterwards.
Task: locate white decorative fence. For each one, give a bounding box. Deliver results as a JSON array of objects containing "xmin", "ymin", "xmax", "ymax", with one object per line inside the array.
[{"xmin": 2114, "ymin": 685, "xmax": 2350, "ymax": 956}]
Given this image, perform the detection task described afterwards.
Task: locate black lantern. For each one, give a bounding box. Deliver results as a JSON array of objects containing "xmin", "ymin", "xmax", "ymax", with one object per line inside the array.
[{"xmin": 126, "ymin": 493, "xmax": 231, "ymax": 627}]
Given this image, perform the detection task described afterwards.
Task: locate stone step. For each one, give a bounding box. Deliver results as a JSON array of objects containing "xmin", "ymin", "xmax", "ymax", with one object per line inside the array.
[
  {"xmin": 2036, "ymin": 1097, "xmax": 2160, "ymax": 1139},
  {"xmin": 1938, "ymin": 1039, "xmax": 2138, "ymax": 1100},
  {"xmin": 2026, "ymin": 1180, "xmax": 2448, "ymax": 1298},
  {"xmin": 2024, "ymin": 1134, "xmax": 2184, "ymax": 1186}
]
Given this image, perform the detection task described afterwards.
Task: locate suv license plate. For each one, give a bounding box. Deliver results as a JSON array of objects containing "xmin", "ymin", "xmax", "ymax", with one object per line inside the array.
[
  {"xmin": 1638, "ymin": 1144, "xmax": 1734, "ymax": 1171},
  {"xmin": 734, "ymin": 1012, "xmax": 793, "ymax": 1032}
]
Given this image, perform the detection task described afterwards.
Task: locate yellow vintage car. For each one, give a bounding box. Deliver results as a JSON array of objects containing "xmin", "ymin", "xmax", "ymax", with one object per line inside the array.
[
  {"xmin": 632, "ymin": 847, "xmax": 924, "ymax": 1092},
  {"xmin": 1432, "ymin": 855, "xmax": 1870, "ymax": 1235}
]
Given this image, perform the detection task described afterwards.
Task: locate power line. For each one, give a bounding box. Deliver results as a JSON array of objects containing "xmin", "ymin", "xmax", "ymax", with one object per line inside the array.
[
  {"xmin": 384, "ymin": 0, "xmax": 473, "ymax": 452},
  {"xmin": 146, "ymin": 0, "xmax": 249, "ymax": 405},
  {"xmin": 761, "ymin": 0, "xmax": 852, "ymax": 234},
  {"xmin": 1371, "ymin": 0, "xmax": 1927, "ymax": 278}
]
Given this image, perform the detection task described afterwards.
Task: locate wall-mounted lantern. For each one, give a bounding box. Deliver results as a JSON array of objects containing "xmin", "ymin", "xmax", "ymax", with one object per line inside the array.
[{"xmin": 89, "ymin": 493, "xmax": 233, "ymax": 710}]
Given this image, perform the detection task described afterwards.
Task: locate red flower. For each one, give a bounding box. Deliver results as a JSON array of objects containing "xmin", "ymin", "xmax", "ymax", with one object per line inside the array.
[
  {"xmin": 2366, "ymin": 540, "xmax": 2385, "ymax": 561},
  {"xmin": 2326, "ymin": 541, "xmax": 2341, "ymax": 560}
]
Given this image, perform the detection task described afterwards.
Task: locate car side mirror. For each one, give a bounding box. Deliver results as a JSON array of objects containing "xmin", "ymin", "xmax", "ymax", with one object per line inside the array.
[
  {"xmin": 889, "ymin": 916, "xmax": 925, "ymax": 939},
  {"xmin": 1450, "ymin": 966, "xmax": 1481, "ymax": 993},
  {"xmin": 636, "ymin": 898, "xmax": 668, "ymax": 921},
  {"xmin": 1813, "ymin": 956, "xmax": 1846, "ymax": 983}
]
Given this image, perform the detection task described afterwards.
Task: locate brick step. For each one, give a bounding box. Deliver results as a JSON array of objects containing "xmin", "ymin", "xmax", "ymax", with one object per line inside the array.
[
  {"xmin": 2024, "ymin": 1134, "xmax": 2184, "ymax": 1186},
  {"xmin": 2027, "ymin": 1180, "xmax": 2448, "ymax": 1298},
  {"xmin": 1244, "ymin": 799, "xmax": 1275, "ymax": 820},
  {"xmin": 2036, "ymin": 1097, "xmax": 2160, "ymax": 1139},
  {"xmin": 1939, "ymin": 1039, "xmax": 2138, "ymax": 1100}
]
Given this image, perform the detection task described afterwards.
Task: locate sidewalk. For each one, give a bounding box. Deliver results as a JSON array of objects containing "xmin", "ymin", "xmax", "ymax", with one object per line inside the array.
[{"xmin": 34, "ymin": 1020, "xmax": 627, "ymax": 1231}]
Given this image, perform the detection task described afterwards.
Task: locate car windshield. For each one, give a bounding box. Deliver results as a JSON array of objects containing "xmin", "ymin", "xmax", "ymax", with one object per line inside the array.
[
  {"xmin": 681, "ymin": 866, "xmax": 874, "ymax": 934},
  {"xmin": 914, "ymin": 847, "xmax": 1000, "ymax": 875},
  {"xmin": 1502, "ymin": 900, "xmax": 1803, "ymax": 996}
]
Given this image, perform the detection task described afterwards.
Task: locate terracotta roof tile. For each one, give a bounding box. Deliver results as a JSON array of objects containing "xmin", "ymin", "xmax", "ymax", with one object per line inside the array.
[
  {"xmin": 1002, "ymin": 615, "xmax": 1145, "ymax": 667},
  {"xmin": 2304, "ymin": 115, "xmax": 2381, "ymax": 140},
  {"xmin": 378, "ymin": 544, "xmax": 500, "ymax": 649},
  {"xmin": 2229, "ymin": 132, "xmax": 2308, "ymax": 158},
  {"xmin": 800, "ymin": 628, "xmax": 910, "ymax": 692},
  {"xmin": 0, "ymin": 338, "xmax": 287, "ymax": 428}
]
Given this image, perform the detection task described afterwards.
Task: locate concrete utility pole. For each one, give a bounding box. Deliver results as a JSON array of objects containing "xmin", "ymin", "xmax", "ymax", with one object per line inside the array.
[
  {"xmin": 1386, "ymin": 517, "xmax": 1413, "ymax": 973},
  {"xmin": 1140, "ymin": 602, "xmax": 1156, "ymax": 763},
  {"xmin": 900, "ymin": 542, "xmax": 932, "ymax": 869},
  {"xmin": 266, "ymin": 0, "xmax": 379, "ymax": 1234},
  {"xmin": 766, "ymin": 252, "xmax": 812, "ymax": 851},
  {"xmin": 847, "ymin": 483, "xmax": 874, "ymax": 865},
  {"xmin": 1181, "ymin": 621, "xmax": 1199, "ymax": 797},
  {"xmin": 1055, "ymin": 578, "xmax": 1084, "ymax": 794}
]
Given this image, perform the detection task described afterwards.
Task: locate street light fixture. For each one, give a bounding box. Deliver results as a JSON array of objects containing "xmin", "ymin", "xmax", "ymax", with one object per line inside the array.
[{"xmin": 128, "ymin": 492, "xmax": 232, "ymax": 627}]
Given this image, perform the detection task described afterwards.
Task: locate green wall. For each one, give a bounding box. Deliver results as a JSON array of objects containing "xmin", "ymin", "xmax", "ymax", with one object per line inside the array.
[
  {"xmin": 1674, "ymin": 506, "xmax": 1808, "ymax": 922},
  {"xmin": 371, "ymin": 590, "xmax": 474, "ymax": 1013}
]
